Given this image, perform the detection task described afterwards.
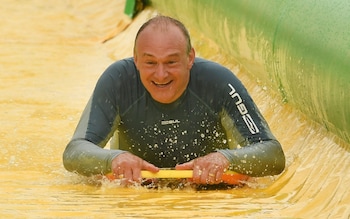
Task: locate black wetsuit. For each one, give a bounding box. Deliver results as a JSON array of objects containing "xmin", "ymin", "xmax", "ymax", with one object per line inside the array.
[{"xmin": 63, "ymin": 58, "xmax": 285, "ymax": 177}]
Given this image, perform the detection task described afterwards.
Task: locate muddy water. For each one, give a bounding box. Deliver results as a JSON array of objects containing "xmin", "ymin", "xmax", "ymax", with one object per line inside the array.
[{"xmin": 1, "ymin": 1, "xmax": 349, "ymax": 218}]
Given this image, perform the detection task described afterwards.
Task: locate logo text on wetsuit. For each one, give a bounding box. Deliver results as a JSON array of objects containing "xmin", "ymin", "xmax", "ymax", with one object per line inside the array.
[
  {"xmin": 161, "ymin": 119, "xmax": 180, "ymax": 125},
  {"xmin": 228, "ymin": 83, "xmax": 260, "ymax": 134}
]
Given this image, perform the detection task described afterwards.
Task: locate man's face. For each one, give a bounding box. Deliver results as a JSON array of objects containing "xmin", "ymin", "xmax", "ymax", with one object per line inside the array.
[{"xmin": 134, "ymin": 24, "xmax": 195, "ymax": 104}]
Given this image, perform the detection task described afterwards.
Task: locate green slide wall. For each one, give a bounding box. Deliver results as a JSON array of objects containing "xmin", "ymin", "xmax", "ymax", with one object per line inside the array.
[{"xmin": 150, "ymin": 0, "xmax": 350, "ymax": 143}]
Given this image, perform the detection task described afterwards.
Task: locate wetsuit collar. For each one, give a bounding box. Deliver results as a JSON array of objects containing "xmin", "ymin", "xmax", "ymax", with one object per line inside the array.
[{"xmin": 150, "ymin": 89, "xmax": 188, "ymax": 112}]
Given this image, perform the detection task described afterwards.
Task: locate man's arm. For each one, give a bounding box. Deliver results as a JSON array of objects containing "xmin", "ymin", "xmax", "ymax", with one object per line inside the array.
[
  {"xmin": 176, "ymin": 60, "xmax": 285, "ymax": 181},
  {"xmin": 62, "ymin": 97, "xmax": 125, "ymax": 176},
  {"xmin": 63, "ymin": 138, "xmax": 124, "ymax": 176},
  {"xmin": 62, "ymin": 58, "xmax": 155, "ymax": 178},
  {"xmin": 217, "ymin": 139, "xmax": 285, "ymax": 177},
  {"xmin": 219, "ymin": 72, "xmax": 285, "ymax": 177},
  {"xmin": 62, "ymin": 60, "xmax": 127, "ymax": 176}
]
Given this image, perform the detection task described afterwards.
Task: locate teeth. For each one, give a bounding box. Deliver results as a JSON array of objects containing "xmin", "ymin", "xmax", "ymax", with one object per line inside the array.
[{"xmin": 153, "ymin": 81, "xmax": 172, "ymax": 86}]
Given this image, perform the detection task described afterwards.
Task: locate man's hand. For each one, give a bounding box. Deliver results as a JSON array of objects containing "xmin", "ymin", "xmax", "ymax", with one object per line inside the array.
[
  {"xmin": 175, "ymin": 152, "xmax": 230, "ymax": 184},
  {"xmin": 111, "ymin": 152, "xmax": 159, "ymax": 184}
]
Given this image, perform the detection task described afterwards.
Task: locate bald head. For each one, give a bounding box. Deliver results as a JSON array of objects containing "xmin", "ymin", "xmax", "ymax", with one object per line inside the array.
[
  {"xmin": 132, "ymin": 15, "xmax": 195, "ymax": 104},
  {"xmin": 134, "ymin": 15, "xmax": 192, "ymax": 54}
]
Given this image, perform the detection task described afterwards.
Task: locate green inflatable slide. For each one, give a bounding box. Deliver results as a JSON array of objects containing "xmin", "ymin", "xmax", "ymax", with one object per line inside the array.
[{"xmin": 146, "ymin": 0, "xmax": 349, "ymax": 144}]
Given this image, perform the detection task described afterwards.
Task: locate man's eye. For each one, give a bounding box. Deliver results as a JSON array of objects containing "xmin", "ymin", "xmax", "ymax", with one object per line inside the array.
[
  {"xmin": 146, "ymin": 61, "xmax": 156, "ymax": 65},
  {"xmin": 167, "ymin": 60, "xmax": 176, "ymax": 64}
]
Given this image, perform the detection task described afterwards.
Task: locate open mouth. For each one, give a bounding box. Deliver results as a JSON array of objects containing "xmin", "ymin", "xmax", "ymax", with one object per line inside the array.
[{"xmin": 152, "ymin": 80, "xmax": 173, "ymax": 88}]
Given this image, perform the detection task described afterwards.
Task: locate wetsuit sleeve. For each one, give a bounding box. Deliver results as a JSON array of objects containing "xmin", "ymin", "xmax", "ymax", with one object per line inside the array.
[
  {"xmin": 62, "ymin": 98, "xmax": 125, "ymax": 176},
  {"xmin": 218, "ymin": 140, "xmax": 285, "ymax": 177},
  {"xmin": 213, "ymin": 66, "xmax": 285, "ymax": 177},
  {"xmin": 63, "ymin": 62, "xmax": 127, "ymax": 176}
]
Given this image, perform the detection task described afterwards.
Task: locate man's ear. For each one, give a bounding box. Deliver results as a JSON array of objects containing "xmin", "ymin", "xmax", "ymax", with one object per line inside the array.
[
  {"xmin": 133, "ymin": 53, "xmax": 138, "ymax": 69},
  {"xmin": 188, "ymin": 48, "xmax": 196, "ymax": 69},
  {"xmin": 133, "ymin": 52, "xmax": 137, "ymax": 62}
]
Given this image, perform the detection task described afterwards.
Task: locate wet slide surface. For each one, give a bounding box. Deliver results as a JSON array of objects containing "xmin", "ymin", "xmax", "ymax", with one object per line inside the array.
[{"xmin": 0, "ymin": 1, "xmax": 349, "ymax": 218}]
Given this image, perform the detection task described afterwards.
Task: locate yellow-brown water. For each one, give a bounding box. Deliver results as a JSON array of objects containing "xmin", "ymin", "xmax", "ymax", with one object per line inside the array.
[{"xmin": 1, "ymin": 1, "xmax": 349, "ymax": 218}]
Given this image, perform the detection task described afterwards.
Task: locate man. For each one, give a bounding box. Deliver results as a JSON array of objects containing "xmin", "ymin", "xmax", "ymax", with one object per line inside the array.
[{"xmin": 63, "ymin": 15, "xmax": 285, "ymax": 185}]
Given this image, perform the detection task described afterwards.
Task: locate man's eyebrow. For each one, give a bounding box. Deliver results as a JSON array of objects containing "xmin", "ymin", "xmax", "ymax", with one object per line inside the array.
[
  {"xmin": 142, "ymin": 53, "xmax": 154, "ymax": 57},
  {"xmin": 142, "ymin": 53, "xmax": 180, "ymax": 58}
]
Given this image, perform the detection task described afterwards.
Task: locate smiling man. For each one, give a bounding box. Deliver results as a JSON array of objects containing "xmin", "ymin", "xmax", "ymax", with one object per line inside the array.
[
  {"xmin": 134, "ymin": 18, "xmax": 194, "ymax": 104},
  {"xmin": 63, "ymin": 15, "xmax": 285, "ymax": 185}
]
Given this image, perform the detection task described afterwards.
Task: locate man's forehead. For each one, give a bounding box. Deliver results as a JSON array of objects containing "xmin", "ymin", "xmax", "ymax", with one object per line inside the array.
[
  {"xmin": 136, "ymin": 25, "xmax": 186, "ymax": 46},
  {"xmin": 134, "ymin": 22, "xmax": 188, "ymax": 55}
]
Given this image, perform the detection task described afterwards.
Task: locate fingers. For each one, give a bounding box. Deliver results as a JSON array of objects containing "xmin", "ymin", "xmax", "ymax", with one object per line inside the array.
[
  {"xmin": 111, "ymin": 153, "xmax": 159, "ymax": 184},
  {"xmin": 192, "ymin": 164, "xmax": 221, "ymax": 184},
  {"xmin": 175, "ymin": 160, "xmax": 194, "ymax": 170},
  {"xmin": 114, "ymin": 166, "xmax": 125, "ymax": 179},
  {"xmin": 188, "ymin": 152, "xmax": 230, "ymax": 185},
  {"xmin": 142, "ymin": 159, "xmax": 160, "ymax": 173},
  {"xmin": 176, "ymin": 161, "xmax": 220, "ymax": 184},
  {"xmin": 111, "ymin": 152, "xmax": 229, "ymax": 185},
  {"xmin": 123, "ymin": 168, "xmax": 135, "ymax": 182}
]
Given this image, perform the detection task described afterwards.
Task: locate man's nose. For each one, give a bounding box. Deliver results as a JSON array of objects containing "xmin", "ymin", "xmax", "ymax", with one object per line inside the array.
[{"xmin": 154, "ymin": 64, "xmax": 168, "ymax": 78}]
